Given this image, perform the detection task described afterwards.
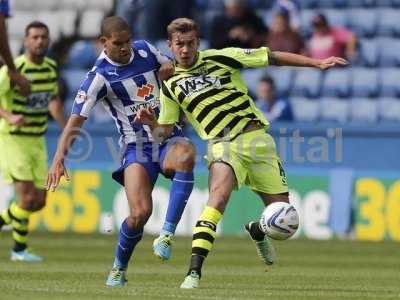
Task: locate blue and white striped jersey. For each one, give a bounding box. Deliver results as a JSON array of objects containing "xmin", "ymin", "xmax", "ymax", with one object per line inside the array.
[{"xmin": 72, "ymin": 40, "xmax": 181, "ymax": 144}]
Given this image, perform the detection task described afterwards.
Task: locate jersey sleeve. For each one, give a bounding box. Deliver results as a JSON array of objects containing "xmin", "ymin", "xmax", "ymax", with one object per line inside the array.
[
  {"xmin": 145, "ymin": 41, "xmax": 172, "ymax": 65},
  {"xmin": 0, "ymin": 65, "xmax": 10, "ymax": 98},
  {"xmin": 0, "ymin": 0, "xmax": 10, "ymax": 17},
  {"xmin": 204, "ymin": 47, "xmax": 270, "ymax": 69},
  {"xmin": 71, "ymin": 70, "xmax": 107, "ymax": 118},
  {"xmin": 158, "ymin": 82, "xmax": 180, "ymax": 125}
]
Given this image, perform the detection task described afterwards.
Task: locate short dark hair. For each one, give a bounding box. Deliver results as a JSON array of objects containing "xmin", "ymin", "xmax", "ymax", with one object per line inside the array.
[
  {"xmin": 167, "ymin": 18, "xmax": 200, "ymax": 40},
  {"xmin": 260, "ymin": 75, "xmax": 275, "ymax": 88},
  {"xmin": 101, "ymin": 16, "xmax": 131, "ymax": 37},
  {"xmin": 25, "ymin": 21, "xmax": 49, "ymax": 37}
]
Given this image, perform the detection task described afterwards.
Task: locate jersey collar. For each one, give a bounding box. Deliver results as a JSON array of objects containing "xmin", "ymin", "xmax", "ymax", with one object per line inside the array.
[{"xmin": 102, "ymin": 48, "xmax": 134, "ymax": 66}]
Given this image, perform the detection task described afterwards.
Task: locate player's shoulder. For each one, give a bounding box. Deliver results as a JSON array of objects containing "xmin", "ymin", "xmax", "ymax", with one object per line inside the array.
[
  {"xmin": 14, "ymin": 55, "xmax": 27, "ymax": 68},
  {"xmin": 201, "ymin": 48, "xmax": 237, "ymax": 58}
]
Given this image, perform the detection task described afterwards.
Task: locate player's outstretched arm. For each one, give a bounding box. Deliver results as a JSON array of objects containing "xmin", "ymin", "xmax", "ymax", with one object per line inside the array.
[
  {"xmin": 46, "ymin": 114, "xmax": 86, "ymax": 191},
  {"xmin": 269, "ymin": 51, "xmax": 348, "ymax": 70},
  {"xmin": 134, "ymin": 107, "xmax": 174, "ymax": 142}
]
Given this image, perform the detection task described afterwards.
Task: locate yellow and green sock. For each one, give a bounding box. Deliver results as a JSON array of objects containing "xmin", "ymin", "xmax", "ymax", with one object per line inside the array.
[{"xmin": 188, "ymin": 206, "xmax": 222, "ymax": 277}]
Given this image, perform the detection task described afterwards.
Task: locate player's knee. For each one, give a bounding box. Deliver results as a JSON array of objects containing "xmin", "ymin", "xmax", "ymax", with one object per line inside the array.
[
  {"xmin": 20, "ymin": 193, "xmax": 37, "ymax": 211},
  {"xmin": 167, "ymin": 142, "xmax": 196, "ymax": 171},
  {"xmin": 127, "ymin": 208, "xmax": 152, "ymax": 228}
]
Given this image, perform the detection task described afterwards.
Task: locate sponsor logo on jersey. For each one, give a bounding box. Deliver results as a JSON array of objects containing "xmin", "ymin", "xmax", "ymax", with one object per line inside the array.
[
  {"xmin": 125, "ymin": 98, "xmax": 160, "ymax": 116},
  {"xmin": 137, "ymin": 83, "xmax": 154, "ymax": 98},
  {"xmin": 244, "ymin": 49, "xmax": 255, "ymax": 55},
  {"xmin": 177, "ymin": 75, "xmax": 221, "ymax": 96},
  {"xmin": 26, "ymin": 92, "xmax": 52, "ymax": 108}
]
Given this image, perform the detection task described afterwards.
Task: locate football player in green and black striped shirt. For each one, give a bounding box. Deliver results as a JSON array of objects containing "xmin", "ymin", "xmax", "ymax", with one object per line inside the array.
[
  {"xmin": 135, "ymin": 18, "xmax": 348, "ymax": 288},
  {"xmin": 0, "ymin": 21, "xmax": 65, "ymax": 261}
]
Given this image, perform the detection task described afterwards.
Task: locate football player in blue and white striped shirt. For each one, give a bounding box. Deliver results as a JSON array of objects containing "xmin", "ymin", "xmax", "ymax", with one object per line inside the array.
[{"xmin": 47, "ymin": 16, "xmax": 196, "ymax": 287}]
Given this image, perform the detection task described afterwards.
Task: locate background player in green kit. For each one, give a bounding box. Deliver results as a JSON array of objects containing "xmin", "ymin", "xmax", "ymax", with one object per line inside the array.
[
  {"xmin": 135, "ymin": 17, "xmax": 348, "ymax": 288},
  {"xmin": 0, "ymin": 21, "xmax": 65, "ymax": 261}
]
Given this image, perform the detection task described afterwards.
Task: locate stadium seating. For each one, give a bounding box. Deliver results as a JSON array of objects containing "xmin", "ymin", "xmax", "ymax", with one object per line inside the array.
[
  {"xmin": 358, "ymin": 39, "xmax": 379, "ymax": 67},
  {"xmin": 377, "ymin": 9, "xmax": 400, "ymax": 36},
  {"xmin": 350, "ymin": 98, "xmax": 379, "ymax": 122},
  {"xmin": 348, "ymin": 9, "xmax": 378, "ymax": 37},
  {"xmin": 9, "ymin": 0, "xmax": 397, "ymax": 124},
  {"xmin": 291, "ymin": 69, "xmax": 322, "ymax": 98},
  {"xmin": 320, "ymin": 97, "xmax": 349, "ymax": 122},
  {"xmin": 351, "ymin": 68, "xmax": 379, "ymax": 97},
  {"xmin": 79, "ymin": 10, "xmax": 105, "ymax": 38},
  {"xmin": 380, "ymin": 68, "xmax": 400, "ymax": 97},
  {"xmin": 321, "ymin": 69, "xmax": 351, "ymax": 97},
  {"xmin": 64, "ymin": 41, "xmax": 99, "ymax": 70},
  {"xmin": 379, "ymin": 38, "xmax": 400, "ymax": 66},
  {"xmin": 63, "ymin": 69, "xmax": 88, "ymax": 99},
  {"xmin": 290, "ymin": 97, "xmax": 320, "ymax": 121},
  {"xmin": 265, "ymin": 67, "xmax": 295, "ymax": 97},
  {"xmin": 322, "ymin": 9, "xmax": 348, "ymax": 27},
  {"xmin": 379, "ymin": 98, "xmax": 400, "ymax": 121},
  {"xmin": 241, "ymin": 68, "xmax": 265, "ymax": 95}
]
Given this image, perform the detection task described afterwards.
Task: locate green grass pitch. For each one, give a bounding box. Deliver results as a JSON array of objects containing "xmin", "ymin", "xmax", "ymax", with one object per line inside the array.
[{"xmin": 0, "ymin": 232, "xmax": 399, "ymax": 300}]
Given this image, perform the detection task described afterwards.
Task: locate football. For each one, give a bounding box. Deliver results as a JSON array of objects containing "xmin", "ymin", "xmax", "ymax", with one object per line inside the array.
[{"xmin": 259, "ymin": 202, "xmax": 299, "ymax": 240}]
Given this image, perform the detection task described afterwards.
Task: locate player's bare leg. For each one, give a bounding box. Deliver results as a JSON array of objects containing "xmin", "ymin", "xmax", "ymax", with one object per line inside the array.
[
  {"xmin": 181, "ymin": 162, "xmax": 235, "ymax": 289},
  {"xmin": 106, "ymin": 163, "xmax": 153, "ymax": 287},
  {"xmin": 153, "ymin": 139, "xmax": 196, "ymax": 261}
]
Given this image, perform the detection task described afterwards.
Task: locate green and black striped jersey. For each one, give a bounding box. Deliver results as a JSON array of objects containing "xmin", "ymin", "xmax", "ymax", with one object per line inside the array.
[
  {"xmin": 0, "ymin": 55, "xmax": 59, "ymax": 136},
  {"xmin": 159, "ymin": 47, "xmax": 270, "ymax": 140}
]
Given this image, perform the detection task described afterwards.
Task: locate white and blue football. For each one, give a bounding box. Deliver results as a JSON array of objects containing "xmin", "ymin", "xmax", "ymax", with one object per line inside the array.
[{"xmin": 260, "ymin": 202, "xmax": 299, "ymax": 240}]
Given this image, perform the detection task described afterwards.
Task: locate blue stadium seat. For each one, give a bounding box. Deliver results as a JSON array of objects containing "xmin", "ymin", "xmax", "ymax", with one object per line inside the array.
[
  {"xmin": 322, "ymin": 9, "xmax": 348, "ymax": 27},
  {"xmin": 319, "ymin": 0, "xmax": 348, "ymax": 8},
  {"xmin": 379, "ymin": 98, "xmax": 400, "ymax": 122},
  {"xmin": 265, "ymin": 67, "xmax": 294, "ymax": 97},
  {"xmin": 290, "ymin": 97, "xmax": 320, "ymax": 121},
  {"xmin": 347, "ymin": 0, "xmax": 377, "ymax": 7},
  {"xmin": 320, "ymin": 97, "xmax": 349, "ymax": 122},
  {"xmin": 241, "ymin": 68, "xmax": 266, "ymax": 95},
  {"xmin": 378, "ymin": 9, "xmax": 400, "ymax": 36},
  {"xmin": 379, "ymin": 38, "xmax": 400, "ymax": 66},
  {"xmin": 351, "ymin": 68, "xmax": 379, "ymax": 97},
  {"xmin": 321, "ymin": 69, "xmax": 351, "ymax": 97},
  {"xmin": 299, "ymin": 0, "xmax": 318, "ymax": 9},
  {"xmin": 350, "ymin": 98, "xmax": 378, "ymax": 123},
  {"xmin": 348, "ymin": 9, "xmax": 378, "ymax": 37},
  {"xmin": 291, "ymin": 69, "xmax": 322, "ymax": 98},
  {"xmin": 358, "ymin": 39, "xmax": 379, "ymax": 67},
  {"xmin": 64, "ymin": 40, "xmax": 98, "ymax": 70},
  {"xmin": 380, "ymin": 68, "xmax": 400, "ymax": 97}
]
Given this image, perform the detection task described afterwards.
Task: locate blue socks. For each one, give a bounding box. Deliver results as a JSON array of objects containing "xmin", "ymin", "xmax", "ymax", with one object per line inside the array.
[
  {"xmin": 113, "ymin": 218, "xmax": 143, "ymax": 270},
  {"xmin": 161, "ymin": 171, "xmax": 194, "ymax": 236}
]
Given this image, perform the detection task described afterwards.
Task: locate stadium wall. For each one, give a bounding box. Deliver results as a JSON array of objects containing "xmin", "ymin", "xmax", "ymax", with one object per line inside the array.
[{"xmin": 1, "ymin": 123, "xmax": 398, "ymax": 242}]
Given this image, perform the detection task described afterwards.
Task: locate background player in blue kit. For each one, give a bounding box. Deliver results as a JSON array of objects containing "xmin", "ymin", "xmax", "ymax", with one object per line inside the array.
[{"xmin": 46, "ymin": 16, "xmax": 196, "ymax": 287}]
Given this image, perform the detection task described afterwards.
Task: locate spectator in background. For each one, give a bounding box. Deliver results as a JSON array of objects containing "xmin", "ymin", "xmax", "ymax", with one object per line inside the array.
[
  {"xmin": 308, "ymin": 13, "xmax": 357, "ymax": 60},
  {"xmin": 267, "ymin": 10, "xmax": 304, "ymax": 54},
  {"xmin": 255, "ymin": 75, "xmax": 293, "ymax": 122},
  {"xmin": 209, "ymin": 0, "xmax": 268, "ymax": 49},
  {"xmin": 272, "ymin": 0, "xmax": 301, "ymax": 31}
]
